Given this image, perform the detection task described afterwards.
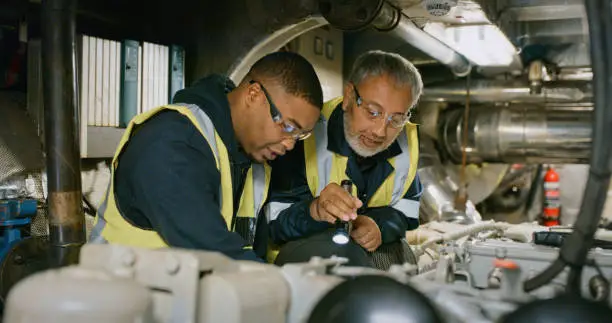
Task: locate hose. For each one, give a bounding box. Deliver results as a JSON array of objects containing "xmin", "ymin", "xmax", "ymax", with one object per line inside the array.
[
  {"xmin": 524, "ymin": 164, "xmax": 543, "ymax": 213},
  {"xmin": 414, "ymin": 221, "xmax": 511, "ymax": 257},
  {"xmin": 82, "ymin": 195, "xmax": 97, "ymax": 217},
  {"xmin": 523, "ymin": 0, "xmax": 612, "ymax": 293}
]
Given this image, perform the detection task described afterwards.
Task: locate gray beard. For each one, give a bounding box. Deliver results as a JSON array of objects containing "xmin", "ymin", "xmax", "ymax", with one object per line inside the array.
[{"xmin": 343, "ymin": 114, "xmax": 398, "ymax": 158}]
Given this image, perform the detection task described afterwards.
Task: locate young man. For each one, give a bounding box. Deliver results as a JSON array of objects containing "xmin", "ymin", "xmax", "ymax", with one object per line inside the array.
[
  {"xmin": 264, "ymin": 50, "xmax": 424, "ymax": 262},
  {"xmin": 89, "ymin": 52, "xmax": 323, "ymax": 262}
]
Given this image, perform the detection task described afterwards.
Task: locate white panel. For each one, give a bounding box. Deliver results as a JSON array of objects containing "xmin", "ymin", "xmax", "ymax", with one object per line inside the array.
[
  {"xmin": 102, "ymin": 39, "xmax": 110, "ymax": 126},
  {"xmin": 87, "ymin": 37, "xmax": 96, "ymax": 126},
  {"xmin": 137, "ymin": 45, "xmax": 143, "ymax": 114},
  {"xmin": 147, "ymin": 42, "xmax": 153, "ymax": 110},
  {"xmin": 147, "ymin": 42, "xmax": 154, "ymax": 111},
  {"xmin": 161, "ymin": 45, "xmax": 169, "ymax": 105},
  {"xmin": 151, "ymin": 43, "xmax": 157, "ymax": 110},
  {"xmin": 150, "ymin": 43, "xmax": 156, "ymax": 108},
  {"xmin": 115, "ymin": 41, "xmax": 121, "ymax": 126},
  {"xmin": 153, "ymin": 43, "xmax": 160, "ymax": 108},
  {"xmin": 95, "ymin": 37, "xmax": 103, "ymax": 126},
  {"xmin": 109, "ymin": 40, "xmax": 117, "ymax": 127},
  {"xmin": 158, "ymin": 44, "xmax": 165, "ymax": 106},
  {"xmin": 141, "ymin": 42, "xmax": 149, "ymax": 113},
  {"xmin": 80, "ymin": 35, "xmax": 89, "ymax": 157}
]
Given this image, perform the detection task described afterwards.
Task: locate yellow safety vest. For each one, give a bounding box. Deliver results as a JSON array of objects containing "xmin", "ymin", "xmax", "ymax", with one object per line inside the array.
[
  {"xmin": 89, "ymin": 104, "xmax": 270, "ymax": 249},
  {"xmin": 265, "ymin": 96, "xmax": 419, "ymax": 262}
]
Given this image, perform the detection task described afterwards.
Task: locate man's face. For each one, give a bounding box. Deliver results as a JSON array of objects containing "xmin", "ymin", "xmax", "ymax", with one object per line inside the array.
[
  {"xmin": 244, "ymin": 81, "xmax": 320, "ymax": 163},
  {"xmin": 343, "ymin": 74, "xmax": 413, "ymax": 157}
]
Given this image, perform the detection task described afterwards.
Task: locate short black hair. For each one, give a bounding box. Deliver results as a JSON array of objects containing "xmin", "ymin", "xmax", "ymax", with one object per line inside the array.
[{"xmin": 247, "ymin": 52, "xmax": 323, "ymax": 109}]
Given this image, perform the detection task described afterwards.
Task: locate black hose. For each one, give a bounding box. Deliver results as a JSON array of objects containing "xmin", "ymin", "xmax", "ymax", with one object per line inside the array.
[
  {"xmin": 524, "ymin": 259, "xmax": 565, "ymax": 292},
  {"xmin": 524, "ymin": 164, "xmax": 543, "ymax": 213},
  {"xmin": 567, "ymin": 266, "xmax": 583, "ymax": 295},
  {"xmin": 82, "ymin": 195, "xmax": 97, "ymax": 217},
  {"xmin": 523, "ymin": 0, "xmax": 612, "ymax": 293}
]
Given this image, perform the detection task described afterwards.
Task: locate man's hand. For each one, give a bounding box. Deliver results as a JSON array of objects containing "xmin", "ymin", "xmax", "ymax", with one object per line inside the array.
[
  {"xmin": 350, "ymin": 215, "xmax": 382, "ymax": 252},
  {"xmin": 309, "ymin": 183, "xmax": 363, "ymax": 224}
]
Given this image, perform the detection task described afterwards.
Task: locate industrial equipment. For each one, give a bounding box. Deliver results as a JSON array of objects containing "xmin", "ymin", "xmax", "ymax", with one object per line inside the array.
[
  {"xmin": 5, "ymin": 221, "xmax": 612, "ymax": 323},
  {"xmin": 2, "ymin": 0, "xmax": 612, "ymax": 321},
  {"xmin": 0, "ymin": 177, "xmax": 38, "ymax": 262}
]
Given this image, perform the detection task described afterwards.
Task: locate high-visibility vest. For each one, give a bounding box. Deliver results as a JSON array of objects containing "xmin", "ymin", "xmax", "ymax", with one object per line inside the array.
[
  {"xmin": 265, "ymin": 96, "xmax": 419, "ymax": 262},
  {"xmin": 89, "ymin": 104, "xmax": 270, "ymax": 249}
]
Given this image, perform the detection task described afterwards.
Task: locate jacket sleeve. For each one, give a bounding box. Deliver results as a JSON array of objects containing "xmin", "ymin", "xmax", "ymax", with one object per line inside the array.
[
  {"xmin": 265, "ymin": 145, "xmax": 330, "ymax": 245},
  {"xmin": 366, "ymin": 173, "xmax": 422, "ymax": 244},
  {"xmin": 118, "ymin": 115, "xmax": 262, "ymax": 262}
]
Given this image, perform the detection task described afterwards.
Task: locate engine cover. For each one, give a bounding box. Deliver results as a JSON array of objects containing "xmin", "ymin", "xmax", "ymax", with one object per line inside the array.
[{"xmin": 465, "ymin": 239, "xmax": 612, "ymax": 302}]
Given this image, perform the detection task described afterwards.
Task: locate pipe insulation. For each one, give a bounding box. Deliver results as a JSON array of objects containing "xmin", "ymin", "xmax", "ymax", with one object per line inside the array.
[
  {"xmin": 439, "ymin": 105, "xmax": 592, "ymax": 164},
  {"xmin": 371, "ymin": 2, "xmax": 472, "ymax": 77},
  {"xmin": 318, "ymin": 0, "xmax": 471, "ymax": 76},
  {"xmin": 422, "ymin": 79, "xmax": 593, "ymax": 103},
  {"xmin": 413, "ymin": 221, "xmax": 512, "ymax": 257}
]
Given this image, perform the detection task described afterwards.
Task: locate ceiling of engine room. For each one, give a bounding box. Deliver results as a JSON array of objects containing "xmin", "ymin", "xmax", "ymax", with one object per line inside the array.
[{"xmin": 344, "ymin": 0, "xmax": 590, "ymax": 79}]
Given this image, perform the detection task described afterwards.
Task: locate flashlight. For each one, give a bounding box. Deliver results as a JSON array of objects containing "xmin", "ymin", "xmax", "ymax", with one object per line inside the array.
[{"xmin": 332, "ymin": 180, "xmax": 354, "ymax": 245}]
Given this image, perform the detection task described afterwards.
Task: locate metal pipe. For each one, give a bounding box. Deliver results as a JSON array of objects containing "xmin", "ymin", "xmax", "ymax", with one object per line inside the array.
[
  {"xmin": 318, "ymin": 0, "xmax": 471, "ymax": 76},
  {"xmin": 555, "ymin": 66, "xmax": 593, "ymax": 81},
  {"xmin": 439, "ymin": 105, "xmax": 592, "ymax": 164},
  {"xmin": 41, "ymin": 0, "xmax": 85, "ymax": 267},
  {"xmin": 371, "ymin": 2, "xmax": 471, "ymax": 77},
  {"xmin": 422, "ymin": 79, "xmax": 593, "ymax": 103},
  {"xmin": 417, "ymin": 136, "xmax": 481, "ymax": 224}
]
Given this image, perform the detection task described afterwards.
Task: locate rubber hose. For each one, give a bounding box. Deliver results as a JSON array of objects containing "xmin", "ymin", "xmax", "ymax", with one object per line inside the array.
[{"xmin": 523, "ymin": 0, "xmax": 612, "ymax": 293}]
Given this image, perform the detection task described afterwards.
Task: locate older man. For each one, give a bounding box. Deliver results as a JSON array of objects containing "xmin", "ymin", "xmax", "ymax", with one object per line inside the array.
[{"xmin": 263, "ymin": 50, "xmax": 424, "ymax": 262}]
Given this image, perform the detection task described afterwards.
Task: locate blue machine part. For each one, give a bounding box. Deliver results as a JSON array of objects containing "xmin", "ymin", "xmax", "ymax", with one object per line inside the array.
[{"xmin": 0, "ymin": 199, "xmax": 38, "ymax": 261}]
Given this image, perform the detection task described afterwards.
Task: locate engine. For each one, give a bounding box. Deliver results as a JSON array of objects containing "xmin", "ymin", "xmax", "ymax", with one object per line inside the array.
[{"xmin": 4, "ymin": 221, "xmax": 612, "ymax": 323}]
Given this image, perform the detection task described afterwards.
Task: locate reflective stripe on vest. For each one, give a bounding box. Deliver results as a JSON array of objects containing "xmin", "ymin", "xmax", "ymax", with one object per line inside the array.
[
  {"xmin": 235, "ymin": 162, "xmax": 271, "ymax": 245},
  {"xmin": 89, "ymin": 103, "xmax": 268, "ymax": 249}
]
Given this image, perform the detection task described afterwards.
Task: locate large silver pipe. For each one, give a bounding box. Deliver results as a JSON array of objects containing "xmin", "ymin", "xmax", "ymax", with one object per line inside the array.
[
  {"xmin": 319, "ymin": 0, "xmax": 471, "ymax": 76},
  {"xmin": 439, "ymin": 105, "xmax": 593, "ymax": 164},
  {"xmin": 418, "ymin": 136, "xmax": 482, "ymax": 224},
  {"xmin": 371, "ymin": 2, "xmax": 472, "ymax": 77},
  {"xmin": 422, "ymin": 79, "xmax": 593, "ymax": 103},
  {"xmin": 556, "ymin": 67, "xmax": 593, "ymax": 81}
]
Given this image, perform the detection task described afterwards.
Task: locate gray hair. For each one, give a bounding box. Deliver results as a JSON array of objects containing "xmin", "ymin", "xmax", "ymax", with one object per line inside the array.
[{"xmin": 348, "ymin": 50, "xmax": 424, "ymax": 110}]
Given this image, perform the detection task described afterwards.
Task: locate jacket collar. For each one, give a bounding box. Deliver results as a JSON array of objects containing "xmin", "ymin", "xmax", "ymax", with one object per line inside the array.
[
  {"xmin": 172, "ymin": 74, "xmax": 249, "ymax": 165},
  {"xmin": 326, "ymin": 102, "xmax": 402, "ymax": 162}
]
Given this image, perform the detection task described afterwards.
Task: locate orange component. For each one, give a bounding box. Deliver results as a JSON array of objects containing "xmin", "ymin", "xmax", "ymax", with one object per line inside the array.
[
  {"xmin": 542, "ymin": 167, "xmax": 561, "ymax": 226},
  {"xmin": 494, "ymin": 259, "xmax": 519, "ymax": 270}
]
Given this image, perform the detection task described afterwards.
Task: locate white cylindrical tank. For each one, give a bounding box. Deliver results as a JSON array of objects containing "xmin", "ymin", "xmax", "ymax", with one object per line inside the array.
[{"xmin": 3, "ymin": 266, "xmax": 153, "ymax": 323}]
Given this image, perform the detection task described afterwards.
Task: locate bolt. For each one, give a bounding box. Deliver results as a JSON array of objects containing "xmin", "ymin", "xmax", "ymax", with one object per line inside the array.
[
  {"xmin": 310, "ymin": 256, "xmax": 322, "ymax": 265},
  {"xmin": 165, "ymin": 255, "xmax": 180, "ymax": 275},
  {"xmin": 13, "ymin": 254, "xmax": 24, "ymax": 265},
  {"xmin": 356, "ymin": 8, "xmax": 368, "ymax": 21},
  {"xmin": 495, "ymin": 247, "xmax": 507, "ymax": 259},
  {"xmin": 121, "ymin": 250, "xmax": 136, "ymax": 267}
]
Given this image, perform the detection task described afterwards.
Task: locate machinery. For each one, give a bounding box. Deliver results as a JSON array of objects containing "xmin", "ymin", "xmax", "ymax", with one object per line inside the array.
[
  {"xmin": 2, "ymin": 0, "xmax": 612, "ymax": 321},
  {"xmin": 0, "ymin": 193, "xmax": 38, "ymax": 262},
  {"xmin": 4, "ymin": 221, "xmax": 612, "ymax": 323},
  {"xmin": 0, "ymin": 92, "xmax": 46, "ymax": 267}
]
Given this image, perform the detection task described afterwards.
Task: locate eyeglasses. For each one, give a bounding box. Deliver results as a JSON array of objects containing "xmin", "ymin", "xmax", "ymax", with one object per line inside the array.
[
  {"xmin": 249, "ymin": 80, "xmax": 312, "ymax": 141},
  {"xmin": 352, "ymin": 84, "xmax": 412, "ymax": 129}
]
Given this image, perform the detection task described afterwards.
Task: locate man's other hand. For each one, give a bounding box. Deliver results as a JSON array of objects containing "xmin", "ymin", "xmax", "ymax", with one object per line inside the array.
[{"xmin": 350, "ymin": 215, "xmax": 382, "ymax": 252}]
